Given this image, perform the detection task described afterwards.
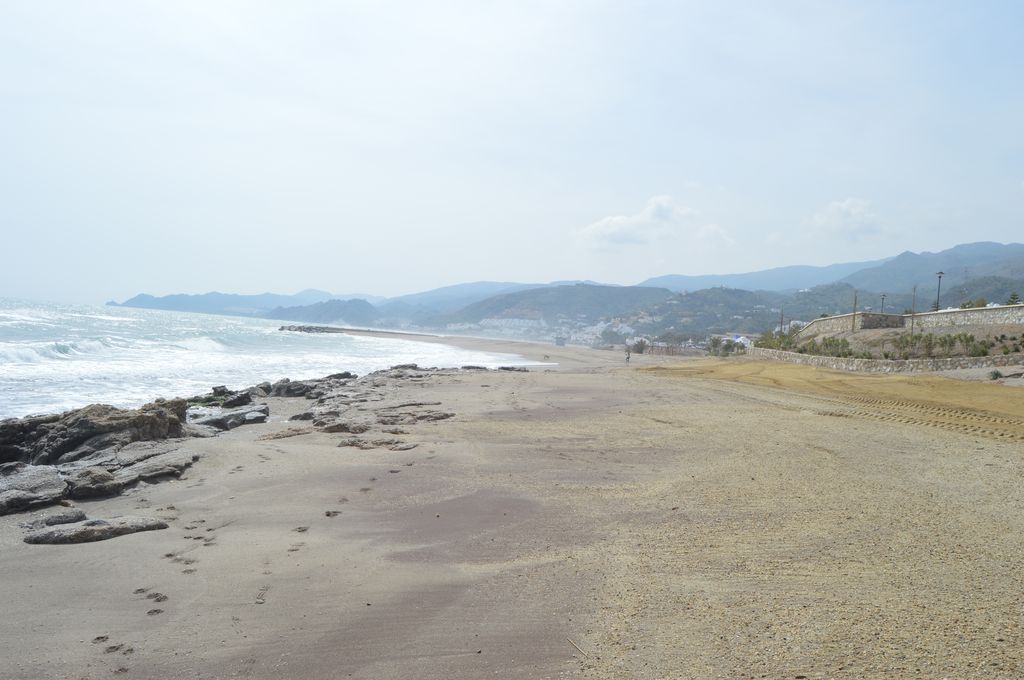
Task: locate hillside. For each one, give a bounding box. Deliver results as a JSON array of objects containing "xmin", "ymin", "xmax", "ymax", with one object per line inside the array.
[
  {"xmin": 265, "ymin": 299, "xmax": 380, "ymax": 326},
  {"xmin": 840, "ymin": 242, "xmax": 1024, "ymax": 294},
  {"xmin": 112, "ymin": 289, "xmax": 340, "ymax": 316},
  {"xmin": 442, "ymin": 284, "xmax": 673, "ymax": 326},
  {"xmin": 106, "ymin": 241, "xmax": 1024, "ymax": 340},
  {"xmin": 625, "ymin": 288, "xmax": 783, "ymax": 337},
  {"xmin": 640, "ymin": 258, "xmax": 886, "ymax": 292},
  {"xmin": 385, "ymin": 281, "xmax": 546, "ymax": 314}
]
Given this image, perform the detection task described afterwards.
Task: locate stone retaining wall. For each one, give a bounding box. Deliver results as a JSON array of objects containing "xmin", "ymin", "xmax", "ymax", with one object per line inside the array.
[
  {"xmin": 747, "ymin": 346, "xmax": 1024, "ymax": 374},
  {"xmin": 797, "ymin": 304, "xmax": 1024, "ymax": 340},
  {"xmin": 911, "ymin": 305, "xmax": 1024, "ymax": 329},
  {"xmin": 797, "ymin": 313, "xmax": 863, "ymax": 336}
]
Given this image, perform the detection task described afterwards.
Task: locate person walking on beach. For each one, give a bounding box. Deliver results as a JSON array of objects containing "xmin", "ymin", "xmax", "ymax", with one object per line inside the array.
[{"xmin": 625, "ymin": 346, "xmax": 631, "ymax": 363}]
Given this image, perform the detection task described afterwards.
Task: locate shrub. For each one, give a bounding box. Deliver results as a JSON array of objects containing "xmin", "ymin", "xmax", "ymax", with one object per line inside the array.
[{"xmin": 989, "ymin": 370, "xmax": 1004, "ymax": 380}]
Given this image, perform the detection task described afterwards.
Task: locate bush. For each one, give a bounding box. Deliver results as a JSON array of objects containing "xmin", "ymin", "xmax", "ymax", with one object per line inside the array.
[
  {"xmin": 968, "ymin": 342, "xmax": 989, "ymax": 357},
  {"xmin": 989, "ymin": 370, "xmax": 1004, "ymax": 380}
]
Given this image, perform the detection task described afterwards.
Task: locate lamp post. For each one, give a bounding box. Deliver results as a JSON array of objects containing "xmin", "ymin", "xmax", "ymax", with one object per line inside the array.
[
  {"xmin": 935, "ymin": 271, "xmax": 945, "ymax": 311},
  {"xmin": 852, "ymin": 290, "xmax": 858, "ymax": 332},
  {"xmin": 910, "ymin": 285, "xmax": 917, "ymax": 336},
  {"xmin": 880, "ymin": 293, "xmax": 886, "ymax": 315}
]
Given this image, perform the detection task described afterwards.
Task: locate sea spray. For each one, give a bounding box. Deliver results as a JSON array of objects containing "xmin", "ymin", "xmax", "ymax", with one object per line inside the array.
[{"xmin": 0, "ymin": 299, "xmax": 535, "ymax": 418}]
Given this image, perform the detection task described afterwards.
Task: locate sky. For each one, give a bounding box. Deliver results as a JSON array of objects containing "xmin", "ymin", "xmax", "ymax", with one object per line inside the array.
[{"xmin": 2, "ymin": 1, "xmax": 1022, "ymax": 304}]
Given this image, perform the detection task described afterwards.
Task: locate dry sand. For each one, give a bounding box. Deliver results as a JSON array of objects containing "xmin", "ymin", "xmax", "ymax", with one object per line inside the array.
[{"xmin": 2, "ymin": 339, "xmax": 1024, "ymax": 678}]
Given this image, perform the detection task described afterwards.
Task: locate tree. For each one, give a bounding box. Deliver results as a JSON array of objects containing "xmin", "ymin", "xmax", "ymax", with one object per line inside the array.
[
  {"xmin": 921, "ymin": 333, "xmax": 935, "ymax": 358},
  {"xmin": 600, "ymin": 327, "xmax": 625, "ymax": 345},
  {"xmin": 938, "ymin": 334, "xmax": 956, "ymax": 357},
  {"xmin": 1007, "ymin": 292, "xmax": 1022, "ymax": 305}
]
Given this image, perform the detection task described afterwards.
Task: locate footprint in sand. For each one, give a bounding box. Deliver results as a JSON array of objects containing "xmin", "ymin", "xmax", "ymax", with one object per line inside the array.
[
  {"xmin": 147, "ymin": 609, "xmax": 163, "ymax": 616},
  {"xmin": 287, "ymin": 542, "xmax": 305, "ymax": 553},
  {"xmin": 255, "ymin": 585, "xmax": 270, "ymax": 604},
  {"xmin": 293, "ymin": 526, "xmax": 309, "ymax": 533},
  {"xmin": 146, "ymin": 593, "xmax": 168, "ymax": 603},
  {"xmin": 325, "ymin": 510, "xmax": 341, "ymax": 517},
  {"xmin": 92, "ymin": 635, "xmax": 109, "ymax": 644}
]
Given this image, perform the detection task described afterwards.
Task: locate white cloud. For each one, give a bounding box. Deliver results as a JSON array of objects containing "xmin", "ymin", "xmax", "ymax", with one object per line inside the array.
[
  {"xmin": 577, "ymin": 195, "xmax": 731, "ymax": 249},
  {"xmin": 696, "ymin": 222, "xmax": 736, "ymax": 246},
  {"xmin": 811, "ymin": 198, "xmax": 879, "ymax": 240}
]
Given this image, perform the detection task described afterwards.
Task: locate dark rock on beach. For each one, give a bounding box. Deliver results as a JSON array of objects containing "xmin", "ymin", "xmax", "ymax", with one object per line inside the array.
[
  {"xmin": 64, "ymin": 466, "xmax": 123, "ymax": 499},
  {"xmin": 19, "ymin": 507, "xmax": 88, "ymax": 529},
  {"xmin": 24, "ymin": 516, "xmax": 168, "ymax": 545},
  {"xmin": 190, "ymin": 404, "xmax": 269, "ymax": 431},
  {"xmin": 0, "ymin": 464, "xmax": 67, "ymax": 513},
  {"xmin": 0, "ymin": 363, "xmax": 476, "ymax": 517},
  {"xmin": 0, "ymin": 441, "xmax": 202, "ymax": 515},
  {"xmin": 221, "ymin": 391, "xmax": 252, "ymax": 408},
  {"xmin": 114, "ymin": 449, "xmax": 200, "ymax": 486},
  {"xmin": 0, "ymin": 399, "xmax": 187, "ymax": 466}
]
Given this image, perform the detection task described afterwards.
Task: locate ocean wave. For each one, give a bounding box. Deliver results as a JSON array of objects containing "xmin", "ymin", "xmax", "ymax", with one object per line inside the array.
[
  {"xmin": 0, "ymin": 338, "xmax": 120, "ymax": 364},
  {"xmin": 67, "ymin": 313, "xmax": 136, "ymax": 322},
  {"xmin": 173, "ymin": 337, "xmax": 227, "ymax": 352}
]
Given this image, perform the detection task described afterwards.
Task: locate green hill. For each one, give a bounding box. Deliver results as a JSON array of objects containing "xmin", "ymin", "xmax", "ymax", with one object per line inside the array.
[
  {"xmin": 840, "ymin": 242, "xmax": 1024, "ymax": 295},
  {"xmin": 266, "ymin": 299, "xmax": 380, "ymax": 326},
  {"xmin": 441, "ymin": 284, "xmax": 673, "ymax": 326}
]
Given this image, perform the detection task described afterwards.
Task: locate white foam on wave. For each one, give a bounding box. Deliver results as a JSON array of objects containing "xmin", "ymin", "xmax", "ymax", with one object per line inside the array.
[
  {"xmin": 174, "ymin": 337, "xmax": 227, "ymax": 352},
  {"xmin": 67, "ymin": 313, "xmax": 136, "ymax": 322},
  {"xmin": 0, "ymin": 301, "xmax": 541, "ymax": 418}
]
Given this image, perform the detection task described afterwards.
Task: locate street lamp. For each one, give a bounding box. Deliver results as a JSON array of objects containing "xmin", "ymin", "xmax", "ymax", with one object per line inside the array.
[
  {"xmin": 880, "ymin": 293, "xmax": 886, "ymax": 315},
  {"xmin": 935, "ymin": 271, "xmax": 945, "ymax": 311}
]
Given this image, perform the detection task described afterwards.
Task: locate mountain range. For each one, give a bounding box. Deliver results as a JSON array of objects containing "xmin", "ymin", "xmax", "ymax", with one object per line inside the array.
[{"xmin": 110, "ymin": 241, "xmax": 1024, "ymax": 340}]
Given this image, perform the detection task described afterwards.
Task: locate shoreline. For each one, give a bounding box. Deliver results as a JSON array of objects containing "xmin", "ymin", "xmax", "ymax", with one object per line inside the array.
[
  {"xmin": 0, "ymin": 327, "xmax": 590, "ymax": 422},
  {"xmin": 4, "ymin": 353, "xmax": 1024, "ymax": 677}
]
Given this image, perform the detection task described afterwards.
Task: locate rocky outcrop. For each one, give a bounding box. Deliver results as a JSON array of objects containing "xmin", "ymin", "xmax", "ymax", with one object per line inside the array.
[
  {"xmin": 221, "ymin": 391, "xmax": 252, "ymax": 408},
  {"xmin": 0, "ymin": 399, "xmax": 187, "ymax": 466},
  {"xmin": 64, "ymin": 466, "xmax": 123, "ymax": 499},
  {"xmin": 0, "ymin": 441, "xmax": 201, "ymax": 515},
  {"xmin": 189, "ymin": 404, "xmax": 269, "ymax": 431},
  {"xmin": 0, "ymin": 364, "xmax": 477, "ymax": 517},
  {"xmin": 0, "ymin": 464, "xmax": 67, "ymax": 514},
  {"xmin": 293, "ymin": 366, "xmax": 471, "ymax": 452},
  {"xmin": 114, "ymin": 450, "xmax": 199, "ymax": 486},
  {"xmin": 19, "ymin": 507, "xmax": 87, "ymax": 529},
  {"xmin": 24, "ymin": 516, "xmax": 168, "ymax": 544}
]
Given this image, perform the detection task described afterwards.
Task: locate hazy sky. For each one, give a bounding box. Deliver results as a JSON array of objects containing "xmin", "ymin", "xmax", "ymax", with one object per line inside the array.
[{"xmin": 2, "ymin": 1, "xmax": 1022, "ymax": 303}]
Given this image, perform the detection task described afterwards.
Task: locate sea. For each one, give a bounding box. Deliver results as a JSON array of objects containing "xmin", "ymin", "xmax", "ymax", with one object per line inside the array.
[{"xmin": 0, "ymin": 298, "xmax": 537, "ymax": 419}]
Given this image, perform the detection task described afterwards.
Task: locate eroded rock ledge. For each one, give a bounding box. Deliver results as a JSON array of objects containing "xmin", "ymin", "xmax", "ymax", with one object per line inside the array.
[{"xmin": 1, "ymin": 364, "xmax": 522, "ymax": 519}]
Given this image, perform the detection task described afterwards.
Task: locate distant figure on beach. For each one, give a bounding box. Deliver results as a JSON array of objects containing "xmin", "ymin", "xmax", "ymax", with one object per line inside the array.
[{"xmin": 625, "ymin": 347, "xmax": 631, "ymax": 363}]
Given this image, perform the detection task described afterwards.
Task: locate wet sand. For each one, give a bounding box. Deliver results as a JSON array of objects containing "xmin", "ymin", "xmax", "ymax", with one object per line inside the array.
[{"xmin": 3, "ymin": 344, "xmax": 1024, "ymax": 678}]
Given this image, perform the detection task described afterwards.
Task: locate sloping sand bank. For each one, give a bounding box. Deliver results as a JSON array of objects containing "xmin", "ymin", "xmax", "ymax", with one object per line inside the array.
[{"xmin": 3, "ymin": 348, "xmax": 1024, "ymax": 678}]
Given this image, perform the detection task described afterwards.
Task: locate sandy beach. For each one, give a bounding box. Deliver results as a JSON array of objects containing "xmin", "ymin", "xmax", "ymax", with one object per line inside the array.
[{"xmin": 3, "ymin": 336, "xmax": 1024, "ymax": 678}]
